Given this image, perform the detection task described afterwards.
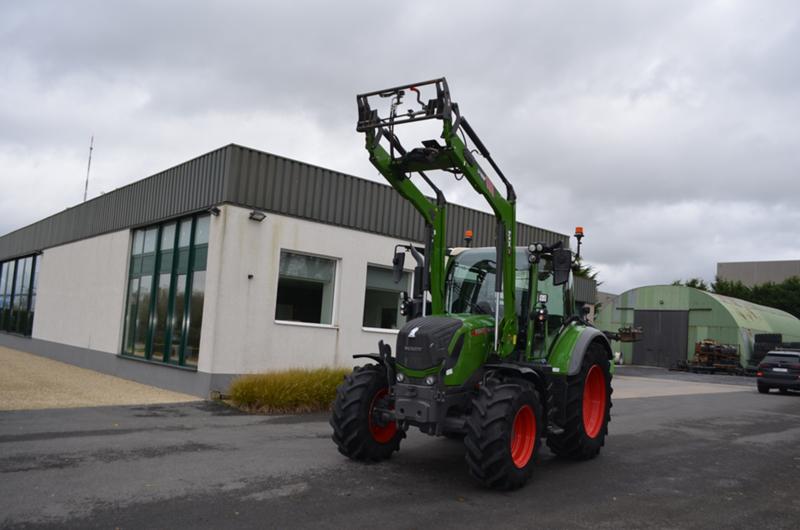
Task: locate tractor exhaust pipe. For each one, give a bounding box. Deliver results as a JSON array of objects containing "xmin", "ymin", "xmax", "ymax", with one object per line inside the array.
[{"xmin": 494, "ymin": 221, "xmax": 503, "ymax": 352}]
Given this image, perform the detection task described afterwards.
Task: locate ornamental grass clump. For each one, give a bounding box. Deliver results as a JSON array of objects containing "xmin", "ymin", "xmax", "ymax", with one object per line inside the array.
[{"xmin": 228, "ymin": 368, "xmax": 349, "ymax": 414}]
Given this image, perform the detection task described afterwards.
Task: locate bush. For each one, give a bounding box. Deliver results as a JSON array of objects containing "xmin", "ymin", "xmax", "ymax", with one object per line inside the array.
[{"xmin": 228, "ymin": 368, "xmax": 349, "ymax": 414}]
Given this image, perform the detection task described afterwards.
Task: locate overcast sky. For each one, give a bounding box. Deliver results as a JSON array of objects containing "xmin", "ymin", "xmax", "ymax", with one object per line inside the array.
[{"xmin": 1, "ymin": 1, "xmax": 798, "ymax": 293}]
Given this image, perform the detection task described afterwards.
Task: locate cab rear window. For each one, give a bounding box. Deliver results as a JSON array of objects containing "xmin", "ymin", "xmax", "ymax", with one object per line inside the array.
[{"xmin": 763, "ymin": 353, "xmax": 800, "ymax": 364}]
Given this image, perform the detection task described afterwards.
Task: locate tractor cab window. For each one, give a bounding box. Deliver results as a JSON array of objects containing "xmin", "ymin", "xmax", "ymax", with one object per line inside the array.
[
  {"xmin": 446, "ymin": 251, "xmax": 498, "ymax": 315},
  {"xmin": 446, "ymin": 248, "xmax": 564, "ymax": 321},
  {"xmin": 517, "ymin": 269, "xmax": 564, "ymax": 318}
]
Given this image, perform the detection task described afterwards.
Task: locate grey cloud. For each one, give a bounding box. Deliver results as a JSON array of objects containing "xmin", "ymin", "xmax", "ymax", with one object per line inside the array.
[{"xmin": 1, "ymin": 0, "xmax": 799, "ymax": 293}]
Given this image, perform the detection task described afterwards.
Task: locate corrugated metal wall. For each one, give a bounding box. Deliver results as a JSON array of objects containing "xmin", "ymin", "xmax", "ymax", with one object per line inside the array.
[
  {"xmin": 0, "ymin": 147, "xmax": 230, "ymax": 259},
  {"xmin": 717, "ymin": 260, "xmax": 800, "ymax": 288},
  {"xmin": 224, "ymin": 145, "xmax": 567, "ymax": 248},
  {"xmin": 574, "ymin": 277, "xmax": 597, "ymax": 305},
  {"xmin": 224, "ymin": 146, "xmax": 429, "ymax": 246},
  {"xmin": 0, "ymin": 144, "xmax": 590, "ymax": 300}
]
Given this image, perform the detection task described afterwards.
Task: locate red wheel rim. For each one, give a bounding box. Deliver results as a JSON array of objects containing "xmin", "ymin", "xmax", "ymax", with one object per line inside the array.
[
  {"xmin": 583, "ymin": 365, "xmax": 607, "ymax": 438},
  {"xmin": 510, "ymin": 404, "xmax": 536, "ymax": 469},
  {"xmin": 368, "ymin": 388, "xmax": 397, "ymax": 443}
]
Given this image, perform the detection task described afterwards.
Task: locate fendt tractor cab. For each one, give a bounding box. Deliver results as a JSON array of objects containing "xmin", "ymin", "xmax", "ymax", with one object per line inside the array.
[{"xmin": 330, "ymin": 78, "xmax": 613, "ymax": 490}]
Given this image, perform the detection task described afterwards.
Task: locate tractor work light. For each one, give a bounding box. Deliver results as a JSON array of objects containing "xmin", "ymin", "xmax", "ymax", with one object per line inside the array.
[
  {"xmin": 425, "ymin": 375, "xmax": 436, "ymax": 385},
  {"xmin": 528, "ymin": 243, "xmax": 544, "ymax": 253},
  {"xmin": 396, "ymin": 372, "xmax": 405, "ymax": 383}
]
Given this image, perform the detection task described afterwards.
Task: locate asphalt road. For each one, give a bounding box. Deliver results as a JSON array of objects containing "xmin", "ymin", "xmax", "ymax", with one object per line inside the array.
[{"xmin": 1, "ymin": 371, "xmax": 799, "ymax": 529}]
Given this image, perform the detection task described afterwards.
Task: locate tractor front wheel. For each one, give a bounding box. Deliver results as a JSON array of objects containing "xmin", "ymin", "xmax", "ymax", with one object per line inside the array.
[
  {"xmin": 330, "ymin": 364, "xmax": 404, "ymax": 461},
  {"xmin": 547, "ymin": 344, "xmax": 613, "ymax": 460},
  {"xmin": 464, "ymin": 379, "xmax": 543, "ymax": 490}
]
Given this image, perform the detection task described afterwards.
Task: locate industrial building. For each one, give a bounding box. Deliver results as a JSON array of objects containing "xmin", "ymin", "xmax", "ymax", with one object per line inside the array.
[
  {"xmin": 717, "ymin": 260, "xmax": 800, "ymax": 287},
  {"xmin": 0, "ymin": 144, "xmax": 596, "ymax": 397},
  {"xmin": 595, "ymin": 285, "xmax": 800, "ymax": 368}
]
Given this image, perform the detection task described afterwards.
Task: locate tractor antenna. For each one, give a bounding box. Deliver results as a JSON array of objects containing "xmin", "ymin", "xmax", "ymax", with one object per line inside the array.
[{"xmin": 83, "ymin": 135, "xmax": 94, "ymax": 202}]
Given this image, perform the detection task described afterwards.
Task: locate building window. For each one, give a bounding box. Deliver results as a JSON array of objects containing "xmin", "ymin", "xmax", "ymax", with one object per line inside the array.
[
  {"xmin": 0, "ymin": 255, "xmax": 37, "ymax": 336},
  {"xmin": 122, "ymin": 214, "xmax": 209, "ymax": 367},
  {"xmin": 362, "ymin": 265, "xmax": 410, "ymax": 330},
  {"xmin": 275, "ymin": 251, "xmax": 336, "ymax": 325}
]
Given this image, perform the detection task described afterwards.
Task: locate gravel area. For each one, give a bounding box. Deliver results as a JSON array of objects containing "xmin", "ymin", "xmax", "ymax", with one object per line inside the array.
[{"xmin": 0, "ymin": 346, "xmax": 199, "ymax": 410}]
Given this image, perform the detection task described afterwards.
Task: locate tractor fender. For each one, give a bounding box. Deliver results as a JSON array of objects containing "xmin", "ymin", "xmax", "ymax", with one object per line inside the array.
[
  {"xmin": 483, "ymin": 362, "xmax": 547, "ymax": 396},
  {"xmin": 352, "ymin": 341, "xmax": 397, "ymax": 382},
  {"xmin": 483, "ymin": 362, "xmax": 553, "ymax": 429},
  {"xmin": 352, "ymin": 340, "xmax": 395, "ymax": 367},
  {"xmin": 352, "ymin": 354, "xmax": 384, "ymax": 365},
  {"xmin": 565, "ymin": 327, "xmax": 613, "ymax": 376}
]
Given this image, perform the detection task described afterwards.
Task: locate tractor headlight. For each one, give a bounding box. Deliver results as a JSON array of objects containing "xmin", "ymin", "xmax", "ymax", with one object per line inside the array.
[
  {"xmin": 425, "ymin": 375, "xmax": 436, "ymax": 386},
  {"xmin": 396, "ymin": 372, "xmax": 405, "ymax": 383}
]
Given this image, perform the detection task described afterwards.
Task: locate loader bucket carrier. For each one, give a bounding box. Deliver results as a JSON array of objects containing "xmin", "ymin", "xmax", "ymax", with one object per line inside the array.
[
  {"xmin": 357, "ymin": 78, "xmax": 517, "ymax": 355},
  {"xmin": 330, "ymin": 77, "xmax": 614, "ymax": 490}
]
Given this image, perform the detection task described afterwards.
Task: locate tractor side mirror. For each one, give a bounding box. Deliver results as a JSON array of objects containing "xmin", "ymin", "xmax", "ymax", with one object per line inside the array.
[
  {"xmin": 552, "ymin": 248, "xmax": 572, "ymax": 286},
  {"xmin": 392, "ymin": 250, "xmax": 406, "ymax": 283},
  {"xmin": 412, "ymin": 265, "xmax": 424, "ymax": 298}
]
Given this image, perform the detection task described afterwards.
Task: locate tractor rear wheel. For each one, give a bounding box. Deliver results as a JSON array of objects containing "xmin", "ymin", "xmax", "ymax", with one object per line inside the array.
[
  {"xmin": 464, "ymin": 379, "xmax": 542, "ymax": 490},
  {"xmin": 330, "ymin": 364, "xmax": 404, "ymax": 461},
  {"xmin": 547, "ymin": 344, "xmax": 612, "ymax": 460}
]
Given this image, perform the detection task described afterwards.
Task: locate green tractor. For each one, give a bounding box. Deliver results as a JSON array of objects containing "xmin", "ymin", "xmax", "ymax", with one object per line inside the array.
[{"xmin": 330, "ymin": 78, "xmax": 613, "ymax": 490}]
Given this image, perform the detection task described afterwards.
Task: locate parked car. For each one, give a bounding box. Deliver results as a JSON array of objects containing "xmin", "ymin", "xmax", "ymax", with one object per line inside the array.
[{"xmin": 756, "ymin": 351, "xmax": 800, "ymax": 394}]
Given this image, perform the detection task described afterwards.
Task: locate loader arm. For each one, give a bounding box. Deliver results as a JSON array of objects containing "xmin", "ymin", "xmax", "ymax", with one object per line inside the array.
[
  {"xmin": 363, "ymin": 129, "xmax": 447, "ymax": 315},
  {"xmin": 440, "ymin": 115, "xmax": 517, "ymax": 357},
  {"xmin": 357, "ymin": 78, "xmax": 517, "ymax": 356}
]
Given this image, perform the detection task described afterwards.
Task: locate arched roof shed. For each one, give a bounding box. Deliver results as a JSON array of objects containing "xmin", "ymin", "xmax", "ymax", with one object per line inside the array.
[{"xmin": 595, "ymin": 285, "xmax": 800, "ymax": 366}]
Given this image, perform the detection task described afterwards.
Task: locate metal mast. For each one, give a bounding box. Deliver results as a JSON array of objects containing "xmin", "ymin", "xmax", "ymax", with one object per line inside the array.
[{"xmin": 83, "ymin": 136, "xmax": 94, "ymax": 202}]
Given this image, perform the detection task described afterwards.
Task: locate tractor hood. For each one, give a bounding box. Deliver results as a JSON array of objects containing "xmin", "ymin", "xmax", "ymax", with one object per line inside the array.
[
  {"xmin": 397, "ymin": 316, "xmax": 463, "ymax": 371},
  {"xmin": 396, "ymin": 314, "xmax": 495, "ymax": 385}
]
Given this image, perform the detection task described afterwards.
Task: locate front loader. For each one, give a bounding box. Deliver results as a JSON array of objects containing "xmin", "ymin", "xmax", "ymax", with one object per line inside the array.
[{"xmin": 330, "ymin": 78, "xmax": 613, "ymax": 490}]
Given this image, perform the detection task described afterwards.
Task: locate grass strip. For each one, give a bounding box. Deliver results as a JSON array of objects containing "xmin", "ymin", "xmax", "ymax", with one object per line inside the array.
[{"xmin": 228, "ymin": 368, "xmax": 349, "ymax": 414}]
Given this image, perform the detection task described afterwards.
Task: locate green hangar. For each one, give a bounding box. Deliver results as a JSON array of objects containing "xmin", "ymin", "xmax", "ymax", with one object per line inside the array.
[{"xmin": 595, "ymin": 285, "xmax": 800, "ymax": 368}]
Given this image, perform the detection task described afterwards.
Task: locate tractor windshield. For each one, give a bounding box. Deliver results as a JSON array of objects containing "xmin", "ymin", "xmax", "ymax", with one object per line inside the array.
[{"xmin": 445, "ymin": 248, "xmax": 565, "ymax": 318}]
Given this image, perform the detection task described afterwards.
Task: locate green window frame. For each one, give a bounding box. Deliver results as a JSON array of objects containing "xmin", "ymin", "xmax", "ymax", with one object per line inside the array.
[
  {"xmin": 122, "ymin": 214, "xmax": 209, "ymax": 367},
  {"xmin": 0, "ymin": 254, "xmax": 38, "ymax": 336}
]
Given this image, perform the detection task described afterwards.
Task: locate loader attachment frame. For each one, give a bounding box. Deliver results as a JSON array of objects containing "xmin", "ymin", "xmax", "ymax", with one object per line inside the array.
[{"xmin": 357, "ymin": 78, "xmax": 518, "ymax": 356}]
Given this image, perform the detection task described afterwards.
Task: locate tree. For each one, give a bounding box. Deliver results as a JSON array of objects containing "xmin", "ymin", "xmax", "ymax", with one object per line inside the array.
[
  {"xmin": 711, "ymin": 275, "xmax": 800, "ymax": 319},
  {"xmin": 572, "ymin": 257, "xmax": 600, "ymax": 282},
  {"xmin": 672, "ymin": 278, "xmax": 709, "ymax": 291},
  {"xmin": 709, "ymin": 277, "xmax": 750, "ymax": 300}
]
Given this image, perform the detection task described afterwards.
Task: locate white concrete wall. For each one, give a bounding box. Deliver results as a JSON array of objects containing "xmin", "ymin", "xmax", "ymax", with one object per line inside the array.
[
  {"xmin": 199, "ymin": 205, "xmax": 415, "ymax": 374},
  {"xmin": 33, "ymin": 230, "xmax": 130, "ymax": 353}
]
